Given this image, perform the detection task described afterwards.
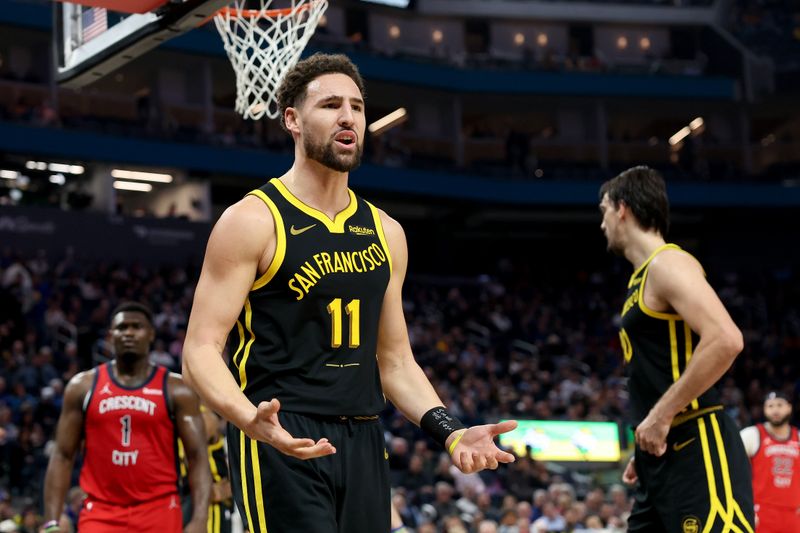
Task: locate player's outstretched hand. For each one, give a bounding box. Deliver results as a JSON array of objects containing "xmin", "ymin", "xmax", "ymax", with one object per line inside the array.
[
  {"xmin": 622, "ymin": 457, "xmax": 638, "ymax": 485},
  {"xmin": 244, "ymin": 399, "xmax": 336, "ymax": 460},
  {"xmin": 635, "ymin": 409, "xmax": 670, "ymax": 456},
  {"xmin": 448, "ymin": 420, "xmax": 518, "ymax": 474}
]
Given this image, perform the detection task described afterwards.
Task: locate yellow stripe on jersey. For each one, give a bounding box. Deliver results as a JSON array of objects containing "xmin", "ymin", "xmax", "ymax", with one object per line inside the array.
[
  {"xmin": 247, "ymin": 190, "xmax": 287, "ymax": 291},
  {"xmin": 685, "ymin": 322, "xmax": 700, "ymax": 410},
  {"xmin": 366, "ymin": 201, "xmax": 392, "ymax": 277},
  {"xmin": 238, "ymin": 298, "xmax": 256, "ymax": 392},
  {"xmin": 638, "ymin": 265, "xmax": 681, "ymax": 320},
  {"xmin": 232, "ymin": 320, "xmax": 245, "ymax": 369},
  {"xmin": 669, "ymin": 320, "xmax": 680, "ymax": 384},
  {"xmin": 270, "ymin": 178, "xmax": 357, "ymax": 234},
  {"xmin": 208, "ymin": 438, "xmax": 223, "ymax": 482}
]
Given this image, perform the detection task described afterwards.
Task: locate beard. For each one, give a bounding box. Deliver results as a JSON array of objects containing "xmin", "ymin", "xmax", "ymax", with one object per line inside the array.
[
  {"xmin": 767, "ymin": 413, "xmax": 792, "ymax": 427},
  {"xmin": 304, "ymin": 130, "xmax": 362, "ymax": 172}
]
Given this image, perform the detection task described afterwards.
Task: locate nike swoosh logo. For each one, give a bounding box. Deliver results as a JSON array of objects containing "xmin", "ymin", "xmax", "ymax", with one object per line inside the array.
[
  {"xmin": 290, "ymin": 224, "xmax": 316, "ymax": 236},
  {"xmin": 673, "ymin": 437, "xmax": 696, "ymax": 452}
]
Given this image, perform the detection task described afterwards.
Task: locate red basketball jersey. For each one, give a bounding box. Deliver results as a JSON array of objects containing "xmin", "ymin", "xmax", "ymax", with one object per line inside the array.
[
  {"xmin": 751, "ymin": 423, "xmax": 800, "ymax": 510},
  {"xmin": 80, "ymin": 363, "xmax": 179, "ymax": 505}
]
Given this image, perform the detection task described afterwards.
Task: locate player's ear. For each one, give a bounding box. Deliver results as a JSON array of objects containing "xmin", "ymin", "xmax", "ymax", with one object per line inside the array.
[{"xmin": 285, "ymin": 107, "xmax": 301, "ymax": 136}]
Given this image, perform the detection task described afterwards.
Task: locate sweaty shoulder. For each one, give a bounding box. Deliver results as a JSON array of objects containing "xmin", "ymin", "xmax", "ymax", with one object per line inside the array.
[
  {"xmin": 207, "ymin": 194, "xmax": 276, "ymax": 268},
  {"xmin": 215, "ymin": 195, "xmax": 275, "ymax": 243},
  {"xmin": 647, "ymin": 248, "xmax": 704, "ymax": 282},
  {"xmin": 375, "ymin": 208, "xmax": 405, "ymax": 248},
  {"xmin": 166, "ymin": 371, "xmax": 196, "ymax": 401},
  {"xmin": 64, "ymin": 369, "xmax": 97, "ymax": 408}
]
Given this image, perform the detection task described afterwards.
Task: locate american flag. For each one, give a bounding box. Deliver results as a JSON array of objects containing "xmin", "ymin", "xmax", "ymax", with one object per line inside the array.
[{"xmin": 81, "ymin": 7, "xmax": 108, "ymax": 43}]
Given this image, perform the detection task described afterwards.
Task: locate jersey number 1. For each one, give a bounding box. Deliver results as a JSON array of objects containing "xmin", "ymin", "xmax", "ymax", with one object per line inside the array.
[
  {"xmin": 327, "ymin": 298, "xmax": 360, "ymax": 348},
  {"xmin": 120, "ymin": 415, "xmax": 131, "ymax": 447}
]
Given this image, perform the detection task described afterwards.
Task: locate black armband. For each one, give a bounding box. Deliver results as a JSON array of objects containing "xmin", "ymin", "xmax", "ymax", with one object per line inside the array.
[{"xmin": 420, "ymin": 406, "xmax": 466, "ymax": 448}]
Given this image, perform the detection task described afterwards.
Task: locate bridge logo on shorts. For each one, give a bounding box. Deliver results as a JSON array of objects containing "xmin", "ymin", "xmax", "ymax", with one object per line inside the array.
[{"xmin": 682, "ymin": 516, "xmax": 700, "ymax": 533}]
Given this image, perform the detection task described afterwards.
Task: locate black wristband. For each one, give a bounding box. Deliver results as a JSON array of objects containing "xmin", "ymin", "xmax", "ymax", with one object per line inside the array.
[{"xmin": 420, "ymin": 406, "xmax": 466, "ymax": 448}]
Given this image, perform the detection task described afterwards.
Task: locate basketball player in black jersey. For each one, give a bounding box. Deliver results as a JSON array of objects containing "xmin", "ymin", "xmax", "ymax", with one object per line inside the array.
[
  {"xmin": 182, "ymin": 53, "xmax": 517, "ymax": 533},
  {"xmin": 599, "ymin": 166, "xmax": 753, "ymax": 533}
]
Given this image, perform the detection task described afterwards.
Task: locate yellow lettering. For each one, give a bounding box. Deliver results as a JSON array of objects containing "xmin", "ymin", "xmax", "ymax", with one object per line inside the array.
[
  {"xmin": 301, "ymin": 262, "xmax": 321, "ymax": 282},
  {"xmin": 363, "ymin": 249, "xmax": 375, "ymax": 271},
  {"xmin": 296, "ymin": 273, "xmax": 314, "ymax": 293},
  {"xmin": 620, "ymin": 328, "xmax": 633, "ymax": 363},
  {"xmin": 352, "ymin": 251, "xmax": 364, "ymax": 273},
  {"xmin": 321, "ymin": 252, "xmax": 333, "ymax": 274},
  {"xmin": 371, "ymin": 243, "xmax": 386, "ymax": 262},
  {"xmin": 341, "ymin": 252, "xmax": 353, "ymax": 272},
  {"xmin": 313, "ymin": 254, "xmax": 325, "ymax": 274},
  {"xmin": 288, "ymin": 279, "xmax": 304, "ymax": 301},
  {"xmin": 333, "ymin": 252, "xmax": 344, "ymax": 273}
]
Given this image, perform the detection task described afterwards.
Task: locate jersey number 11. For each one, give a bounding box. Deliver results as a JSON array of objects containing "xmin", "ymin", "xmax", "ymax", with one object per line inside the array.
[{"xmin": 327, "ymin": 298, "xmax": 361, "ymax": 348}]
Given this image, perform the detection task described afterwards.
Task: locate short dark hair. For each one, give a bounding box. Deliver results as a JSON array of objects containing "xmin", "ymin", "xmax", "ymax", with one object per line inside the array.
[
  {"xmin": 110, "ymin": 301, "xmax": 153, "ymax": 326},
  {"xmin": 276, "ymin": 53, "xmax": 366, "ymax": 131},
  {"xmin": 599, "ymin": 165, "xmax": 670, "ymax": 237}
]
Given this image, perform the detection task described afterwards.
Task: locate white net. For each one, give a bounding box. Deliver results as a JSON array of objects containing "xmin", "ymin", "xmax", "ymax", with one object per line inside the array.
[{"xmin": 214, "ymin": 0, "xmax": 329, "ymax": 120}]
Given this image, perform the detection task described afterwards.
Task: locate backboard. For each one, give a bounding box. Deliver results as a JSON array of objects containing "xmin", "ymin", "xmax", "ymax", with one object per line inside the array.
[{"xmin": 54, "ymin": 0, "xmax": 229, "ymax": 88}]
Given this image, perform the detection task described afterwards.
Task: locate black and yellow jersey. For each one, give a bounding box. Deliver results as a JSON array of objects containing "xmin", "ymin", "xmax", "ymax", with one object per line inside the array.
[
  {"xmin": 619, "ymin": 243, "xmax": 721, "ymax": 425},
  {"xmin": 208, "ymin": 437, "xmax": 228, "ymax": 486},
  {"xmin": 229, "ymin": 178, "xmax": 392, "ymax": 416}
]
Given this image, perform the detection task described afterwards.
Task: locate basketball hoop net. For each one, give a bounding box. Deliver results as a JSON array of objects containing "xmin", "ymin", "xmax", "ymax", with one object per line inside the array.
[{"xmin": 214, "ymin": 0, "xmax": 328, "ymax": 120}]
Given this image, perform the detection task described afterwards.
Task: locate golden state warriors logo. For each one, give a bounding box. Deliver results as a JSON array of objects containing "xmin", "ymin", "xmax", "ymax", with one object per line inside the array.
[{"xmin": 682, "ymin": 516, "xmax": 700, "ymax": 533}]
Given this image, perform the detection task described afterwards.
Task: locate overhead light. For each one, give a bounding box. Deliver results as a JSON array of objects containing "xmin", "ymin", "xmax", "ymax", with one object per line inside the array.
[
  {"xmin": 49, "ymin": 174, "xmax": 66, "ymax": 185},
  {"xmin": 669, "ymin": 117, "xmax": 704, "ymax": 146},
  {"xmin": 48, "ymin": 163, "xmax": 73, "ymax": 173},
  {"xmin": 1, "ymin": 170, "xmax": 19, "ymax": 180},
  {"xmin": 669, "ymin": 126, "xmax": 691, "ymax": 146},
  {"xmin": 368, "ymin": 108, "xmax": 408, "ymax": 136},
  {"xmin": 26, "ymin": 161, "xmax": 84, "ymax": 174},
  {"xmin": 25, "ymin": 160, "xmax": 47, "ymax": 171},
  {"xmin": 111, "ymin": 169, "xmax": 173, "ymax": 183},
  {"xmin": 114, "ymin": 180, "xmax": 153, "ymax": 192}
]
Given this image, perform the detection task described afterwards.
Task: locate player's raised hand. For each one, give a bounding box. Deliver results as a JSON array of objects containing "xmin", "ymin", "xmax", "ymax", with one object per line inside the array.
[
  {"xmin": 448, "ymin": 420, "xmax": 518, "ymax": 474},
  {"xmin": 244, "ymin": 399, "xmax": 336, "ymax": 459}
]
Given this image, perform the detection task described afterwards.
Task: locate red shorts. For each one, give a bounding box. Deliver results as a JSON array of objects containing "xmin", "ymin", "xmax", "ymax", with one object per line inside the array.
[
  {"xmin": 755, "ymin": 503, "xmax": 800, "ymax": 533},
  {"xmin": 78, "ymin": 492, "xmax": 182, "ymax": 532}
]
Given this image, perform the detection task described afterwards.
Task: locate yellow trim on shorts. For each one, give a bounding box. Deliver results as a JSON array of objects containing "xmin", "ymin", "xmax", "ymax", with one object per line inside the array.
[
  {"xmin": 240, "ymin": 430, "xmax": 255, "ymax": 533},
  {"xmin": 250, "ymin": 438, "xmax": 268, "ymax": 532},
  {"xmin": 247, "ymin": 190, "xmax": 286, "ymax": 291}
]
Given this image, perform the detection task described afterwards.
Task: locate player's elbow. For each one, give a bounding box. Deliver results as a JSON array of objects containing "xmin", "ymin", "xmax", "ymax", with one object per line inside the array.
[
  {"xmin": 720, "ymin": 327, "xmax": 744, "ymax": 360},
  {"xmin": 181, "ymin": 352, "xmax": 195, "ymax": 388}
]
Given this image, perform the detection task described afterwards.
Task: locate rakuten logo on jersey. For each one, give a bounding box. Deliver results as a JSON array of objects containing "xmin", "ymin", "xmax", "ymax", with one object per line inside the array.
[{"xmin": 112, "ymin": 449, "xmax": 139, "ymax": 466}]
